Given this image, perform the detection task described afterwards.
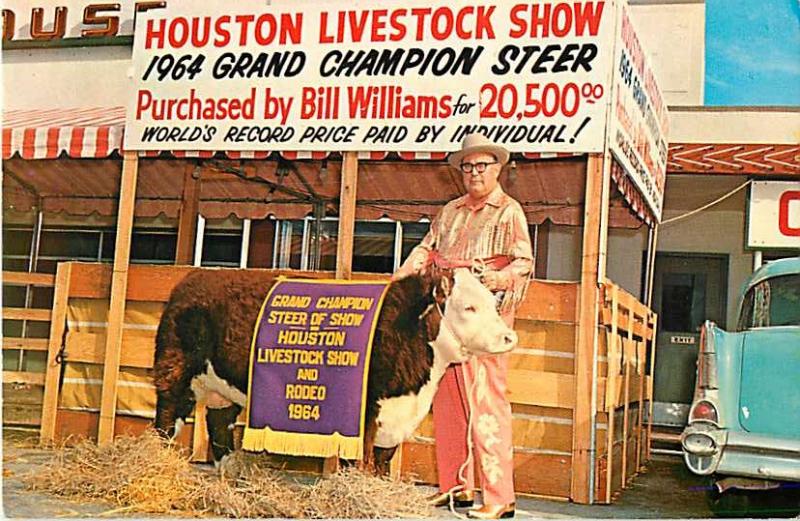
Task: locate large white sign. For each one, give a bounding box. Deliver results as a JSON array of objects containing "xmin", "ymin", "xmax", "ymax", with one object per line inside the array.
[
  {"xmin": 124, "ymin": 0, "xmax": 615, "ymax": 153},
  {"xmin": 608, "ymin": 3, "xmax": 668, "ymax": 221},
  {"xmin": 748, "ymin": 181, "xmax": 800, "ymax": 249}
]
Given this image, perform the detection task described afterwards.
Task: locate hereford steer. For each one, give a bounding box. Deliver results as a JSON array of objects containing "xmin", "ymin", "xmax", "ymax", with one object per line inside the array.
[{"xmin": 153, "ymin": 268, "xmax": 516, "ymax": 472}]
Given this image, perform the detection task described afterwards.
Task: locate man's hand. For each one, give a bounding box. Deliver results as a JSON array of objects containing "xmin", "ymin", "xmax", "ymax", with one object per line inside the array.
[
  {"xmin": 392, "ymin": 251, "xmax": 428, "ymax": 282},
  {"xmin": 390, "ymin": 271, "xmax": 408, "ymax": 282},
  {"xmin": 391, "ymin": 264, "xmax": 419, "ymax": 282},
  {"xmin": 481, "ymin": 270, "xmax": 510, "ymax": 291}
]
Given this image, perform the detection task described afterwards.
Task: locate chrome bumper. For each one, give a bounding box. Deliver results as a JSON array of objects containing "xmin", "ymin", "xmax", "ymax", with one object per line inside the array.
[{"xmin": 682, "ymin": 424, "xmax": 800, "ymax": 482}]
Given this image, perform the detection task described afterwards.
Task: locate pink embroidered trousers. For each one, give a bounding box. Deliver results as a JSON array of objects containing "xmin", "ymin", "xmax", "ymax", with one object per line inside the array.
[{"xmin": 432, "ymin": 312, "xmax": 515, "ymax": 505}]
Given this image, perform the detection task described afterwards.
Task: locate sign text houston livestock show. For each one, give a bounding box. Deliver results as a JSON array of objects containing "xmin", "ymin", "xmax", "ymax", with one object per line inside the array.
[
  {"xmin": 124, "ymin": 0, "xmax": 667, "ymax": 220},
  {"xmin": 125, "ymin": 0, "xmax": 613, "ymax": 153}
]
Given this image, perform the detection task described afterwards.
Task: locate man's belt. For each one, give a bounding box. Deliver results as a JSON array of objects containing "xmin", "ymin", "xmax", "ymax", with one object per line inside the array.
[{"xmin": 427, "ymin": 251, "xmax": 511, "ymax": 275}]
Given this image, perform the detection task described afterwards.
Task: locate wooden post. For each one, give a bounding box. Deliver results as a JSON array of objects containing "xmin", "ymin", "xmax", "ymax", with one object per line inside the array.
[
  {"xmin": 644, "ymin": 226, "xmax": 658, "ymax": 460},
  {"xmin": 191, "ymin": 399, "xmax": 209, "ymax": 462},
  {"xmin": 389, "ymin": 444, "xmax": 404, "ymax": 480},
  {"xmin": 605, "ymin": 285, "xmax": 619, "ymax": 502},
  {"xmin": 621, "ymin": 309, "xmax": 634, "ymax": 489},
  {"xmin": 534, "ymin": 221, "xmax": 550, "ymax": 279},
  {"xmin": 646, "ymin": 313, "xmax": 658, "ymax": 460},
  {"xmin": 328, "ymin": 151, "xmax": 358, "ymax": 473},
  {"xmin": 175, "ymin": 163, "xmax": 201, "ymax": 265},
  {"xmin": 19, "ymin": 210, "xmax": 43, "ymax": 372},
  {"xmin": 336, "ymin": 152, "xmax": 358, "ymax": 280},
  {"xmin": 97, "ymin": 151, "xmax": 139, "ymax": 444},
  {"xmin": 39, "ymin": 262, "xmax": 73, "ymax": 445},
  {"xmin": 597, "ymin": 160, "xmax": 612, "ymax": 282},
  {"xmin": 571, "ymin": 152, "xmax": 610, "ymax": 504},
  {"xmin": 636, "ymin": 331, "xmax": 646, "ymax": 470},
  {"xmin": 174, "ymin": 162, "xmax": 205, "ymax": 459},
  {"xmin": 645, "ymin": 226, "xmax": 659, "ymax": 308}
]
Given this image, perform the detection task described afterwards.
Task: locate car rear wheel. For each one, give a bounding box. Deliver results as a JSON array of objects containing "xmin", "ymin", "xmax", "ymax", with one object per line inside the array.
[{"xmin": 706, "ymin": 478, "xmax": 800, "ymax": 518}]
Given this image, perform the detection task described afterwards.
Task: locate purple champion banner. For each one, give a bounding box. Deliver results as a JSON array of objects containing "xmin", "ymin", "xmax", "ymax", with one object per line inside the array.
[{"xmin": 244, "ymin": 279, "xmax": 389, "ymax": 456}]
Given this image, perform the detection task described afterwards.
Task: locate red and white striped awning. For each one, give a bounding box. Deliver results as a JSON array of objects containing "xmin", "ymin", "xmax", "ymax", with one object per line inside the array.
[
  {"xmin": 610, "ymin": 160, "xmax": 656, "ymax": 226},
  {"xmin": 3, "ymin": 107, "xmax": 126, "ymax": 159}
]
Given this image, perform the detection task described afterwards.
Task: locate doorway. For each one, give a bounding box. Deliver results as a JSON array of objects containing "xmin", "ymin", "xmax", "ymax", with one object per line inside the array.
[{"xmin": 651, "ymin": 253, "xmax": 728, "ymax": 426}]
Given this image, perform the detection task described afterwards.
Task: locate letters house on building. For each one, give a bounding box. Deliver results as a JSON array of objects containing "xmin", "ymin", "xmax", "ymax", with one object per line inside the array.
[{"xmin": 2, "ymin": 0, "xmax": 797, "ymax": 506}]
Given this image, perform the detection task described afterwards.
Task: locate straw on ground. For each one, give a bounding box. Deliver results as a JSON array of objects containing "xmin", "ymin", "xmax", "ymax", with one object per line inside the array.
[{"xmin": 23, "ymin": 430, "xmax": 434, "ymax": 519}]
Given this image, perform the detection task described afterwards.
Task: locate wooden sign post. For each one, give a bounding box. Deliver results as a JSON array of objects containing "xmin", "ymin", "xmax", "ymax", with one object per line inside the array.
[
  {"xmin": 335, "ymin": 152, "xmax": 358, "ymax": 280},
  {"xmin": 97, "ymin": 151, "xmax": 139, "ymax": 444}
]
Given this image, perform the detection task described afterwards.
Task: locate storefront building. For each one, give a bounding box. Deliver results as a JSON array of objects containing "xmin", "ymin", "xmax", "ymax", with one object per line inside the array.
[{"xmin": 622, "ymin": 1, "xmax": 799, "ymax": 439}]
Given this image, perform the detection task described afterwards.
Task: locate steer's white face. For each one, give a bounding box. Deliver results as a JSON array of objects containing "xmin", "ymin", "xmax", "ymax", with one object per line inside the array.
[
  {"xmin": 373, "ymin": 268, "xmax": 518, "ymax": 449},
  {"xmin": 441, "ymin": 268, "xmax": 517, "ymax": 361}
]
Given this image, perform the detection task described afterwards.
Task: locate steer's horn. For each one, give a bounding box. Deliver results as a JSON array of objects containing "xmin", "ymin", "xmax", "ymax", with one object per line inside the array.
[{"xmin": 438, "ymin": 271, "xmax": 452, "ymax": 298}]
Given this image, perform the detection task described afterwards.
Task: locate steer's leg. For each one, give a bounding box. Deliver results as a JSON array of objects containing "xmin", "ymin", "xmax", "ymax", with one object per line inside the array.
[
  {"xmin": 206, "ymin": 401, "xmax": 241, "ymax": 468},
  {"xmin": 154, "ymin": 346, "xmax": 196, "ymax": 438},
  {"xmin": 155, "ymin": 385, "xmax": 196, "ymax": 439},
  {"xmin": 360, "ymin": 418, "xmax": 378, "ymax": 472},
  {"xmin": 373, "ymin": 446, "xmax": 398, "ymax": 476},
  {"xmin": 155, "ymin": 393, "xmax": 179, "ymax": 436}
]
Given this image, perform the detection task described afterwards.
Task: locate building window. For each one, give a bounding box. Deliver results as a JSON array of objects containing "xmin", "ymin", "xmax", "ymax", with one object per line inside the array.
[
  {"xmin": 401, "ymin": 222, "xmax": 430, "ymax": 262},
  {"xmin": 273, "ymin": 218, "xmax": 431, "ymax": 274},
  {"xmin": 274, "ymin": 220, "xmax": 304, "ymax": 269},
  {"xmin": 201, "ymin": 230, "xmax": 242, "ymax": 267},
  {"xmin": 660, "ymin": 272, "xmax": 707, "ymax": 332}
]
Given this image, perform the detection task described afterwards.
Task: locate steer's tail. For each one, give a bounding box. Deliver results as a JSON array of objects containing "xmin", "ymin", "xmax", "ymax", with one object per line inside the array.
[{"xmin": 153, "ymin": 304, "xmax": 218, "ymax": 436}]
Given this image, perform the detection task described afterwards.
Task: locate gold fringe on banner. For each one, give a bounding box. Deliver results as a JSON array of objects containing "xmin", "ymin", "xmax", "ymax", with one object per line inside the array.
[{"xmin": 242, "ymin": 426, "xmax": 363, "ymax": 460}]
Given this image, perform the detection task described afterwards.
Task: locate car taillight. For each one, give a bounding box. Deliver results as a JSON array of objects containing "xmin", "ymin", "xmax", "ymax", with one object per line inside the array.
[
  {"xmin": 691, "ymin": 400, "xmax": 718, "ymax": 423},
  {"xmin": 696, "ymin": 328, "xmax": 707, "ymax": 389},
  {"xmin": 695, "ymin": 323, "xmax": 719, "ymax": 392}
]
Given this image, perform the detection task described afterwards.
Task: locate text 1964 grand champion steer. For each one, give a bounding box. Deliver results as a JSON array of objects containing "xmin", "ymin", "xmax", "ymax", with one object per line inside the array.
[{"xmin": 153, "ymin": 267, "xmax": 517, "ymax": 471}]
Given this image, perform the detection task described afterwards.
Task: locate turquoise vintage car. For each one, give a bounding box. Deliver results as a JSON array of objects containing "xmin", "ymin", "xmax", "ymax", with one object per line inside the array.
[{"xmin": 682, "ymin": 257, "xmax": 800, "ymax": 517}]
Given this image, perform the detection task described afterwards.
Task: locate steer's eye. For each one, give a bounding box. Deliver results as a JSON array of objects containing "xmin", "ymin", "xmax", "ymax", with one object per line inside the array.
[{"xmin": 464, "ymin": 305, "xmax": 477, "ymax": 313}]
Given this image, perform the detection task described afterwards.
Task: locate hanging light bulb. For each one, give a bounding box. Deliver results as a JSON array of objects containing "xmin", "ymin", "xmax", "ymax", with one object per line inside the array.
[
  {"xmin": 319, "ymin": 159, "xmax": 328, "ymax": 183},
  {"xmin": 507, "ymin": 160, "xmax": 518, "ymax": 185}
]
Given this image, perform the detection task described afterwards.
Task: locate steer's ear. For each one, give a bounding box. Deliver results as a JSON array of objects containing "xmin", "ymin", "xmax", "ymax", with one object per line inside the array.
[{"xmin": 436, "ymin": 268, "xmax": 454, "ymax": 301}]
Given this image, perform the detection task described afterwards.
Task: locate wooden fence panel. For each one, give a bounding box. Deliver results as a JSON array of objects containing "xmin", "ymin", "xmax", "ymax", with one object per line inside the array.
[
  {"xmin": 595, "ymin": 280, "xmax": 658, "ymax": 503},
  {"xmin": 2, "ymin": 270, "xmax": 60, "ymax": 425},
  {"xmin": 33, "ymin": 264, "xmax": 655, "ymax": 504}
]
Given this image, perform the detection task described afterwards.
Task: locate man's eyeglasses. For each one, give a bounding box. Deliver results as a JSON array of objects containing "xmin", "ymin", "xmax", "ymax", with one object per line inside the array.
[{"xmin": 460, "ymin": 161, "xmax": 498, "ymax": 174}]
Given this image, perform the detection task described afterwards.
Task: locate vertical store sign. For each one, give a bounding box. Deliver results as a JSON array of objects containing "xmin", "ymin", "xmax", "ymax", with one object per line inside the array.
[
  {"xmin": 123, "ymin": 0, "xmax": 615, "ymax": 153},
  {"xmin": 608, "ymin": 2, "xmax": 668, "ymax": 222},
  {"xmin": 748, "ymin": 181, "xmax": 800, "ymax": 249},
  {"xmin": 1, "ymin": 1, "xmax": 165, "ymax": 41}
]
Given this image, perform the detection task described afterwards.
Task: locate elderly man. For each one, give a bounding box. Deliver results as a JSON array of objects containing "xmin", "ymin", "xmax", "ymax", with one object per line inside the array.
[{"xmin": 393, "ymin": 133, "xmax": 533, "ymax": 519}]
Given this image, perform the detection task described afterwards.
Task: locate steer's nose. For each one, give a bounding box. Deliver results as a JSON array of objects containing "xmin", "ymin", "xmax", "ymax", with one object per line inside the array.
[{"xmin": 502, "ymin": 331, "xmax": 518, "ymax": 349}]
